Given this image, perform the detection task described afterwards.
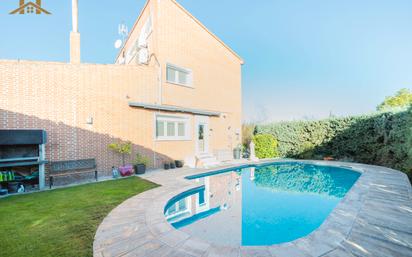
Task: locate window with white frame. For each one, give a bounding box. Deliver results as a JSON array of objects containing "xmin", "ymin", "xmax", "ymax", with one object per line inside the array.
[
  {"xmin": 164, "ymin": 198, "xmax": 192, "ymax": 222},
  {"xmin": 165, "ymin": 199, "xmax": 188, "ymax": 217},
  {"xmin": 156, "ymin": 115, "xmax": 190, "ymax": 140},
  {"xmin": 166, "ymin": 64, "xmax": 193, "ymax": 87}
]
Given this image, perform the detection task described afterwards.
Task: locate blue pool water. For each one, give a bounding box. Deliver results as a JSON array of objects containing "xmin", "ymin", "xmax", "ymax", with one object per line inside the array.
[{"xmin": 164, "ymin": 162, "xmax": 360, "ymax": 246}]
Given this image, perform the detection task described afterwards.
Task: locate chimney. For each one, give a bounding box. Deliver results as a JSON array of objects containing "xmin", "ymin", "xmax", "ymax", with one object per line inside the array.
[
  {"xmin": 36, "ymin": 0, "xmax": 41, "ymax": 14},
  {"xmin": 70, "ymin": 0, "xmax": 81, "ymax": 64}
]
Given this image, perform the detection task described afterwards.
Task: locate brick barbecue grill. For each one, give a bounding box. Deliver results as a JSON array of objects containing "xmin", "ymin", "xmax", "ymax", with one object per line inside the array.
[{"xmin": 0, "ymin": 130, "xmax": 47, "ymax": 192}]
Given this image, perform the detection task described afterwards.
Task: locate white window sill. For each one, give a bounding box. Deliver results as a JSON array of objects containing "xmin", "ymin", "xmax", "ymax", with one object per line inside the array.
[
  {"xmin": 166, "ymin": 81, "xmax": 194, "ymax": 89},
  {"xmin": 155, "ymin": 138, "xmax": 192, "ymax": 142}
]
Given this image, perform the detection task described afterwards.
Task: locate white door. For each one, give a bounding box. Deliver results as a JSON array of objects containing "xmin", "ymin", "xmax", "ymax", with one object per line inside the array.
[{"xmin": 195, "ymin": 116, "xmax": 209, "ymax": 154}]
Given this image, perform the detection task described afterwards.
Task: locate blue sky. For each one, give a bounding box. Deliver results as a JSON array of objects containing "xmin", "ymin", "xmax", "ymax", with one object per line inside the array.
[{"xmin": 1, "ymin": 0, "xmax": 411, "ymax": 122}]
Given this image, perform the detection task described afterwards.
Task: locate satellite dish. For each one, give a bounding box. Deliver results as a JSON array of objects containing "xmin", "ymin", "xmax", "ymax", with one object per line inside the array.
[{"xmin": 114, "ymin": 39, "xmax": 122, "ymax": 49}]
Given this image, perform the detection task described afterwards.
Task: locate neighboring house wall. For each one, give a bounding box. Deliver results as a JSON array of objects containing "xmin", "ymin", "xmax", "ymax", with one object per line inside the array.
[{"xmin": 0, "ymin": 60, "xmax": 169, "ymax": 183}]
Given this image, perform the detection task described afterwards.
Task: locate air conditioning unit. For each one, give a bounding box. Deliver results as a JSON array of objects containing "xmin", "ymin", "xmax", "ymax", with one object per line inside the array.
[
  {"xmin": 138, "ymin": 33, "xmax": 148, "ymax": 48},
  {"xmin": 117, "ymin": 56, "xmax": 126, "ymax": 65},
  {"xmin": 138, "ymin": 48, "xmax": 149, "ymax": 64}
]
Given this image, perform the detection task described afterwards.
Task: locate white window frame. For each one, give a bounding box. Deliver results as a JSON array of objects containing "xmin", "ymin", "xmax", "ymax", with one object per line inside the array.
[
  {"xmin": 166, "ymin": 63, "xmax": 193, "ymax": 88},
  {"xmin": 164, "ymin": 197, "xmax": 192, "ymax": 221},
  {"xmin": 155, "ymin": 114, "xmax": 191, "ymax": 141}
]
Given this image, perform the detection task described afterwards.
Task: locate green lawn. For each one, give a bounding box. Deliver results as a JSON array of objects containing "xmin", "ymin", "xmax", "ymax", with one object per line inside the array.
[{"xmin": 0, "ymin": 177, "xmax": 158, "ymax": 257}]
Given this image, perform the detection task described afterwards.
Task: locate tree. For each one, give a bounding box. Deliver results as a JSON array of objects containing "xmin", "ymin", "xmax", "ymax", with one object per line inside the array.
[
  {"xmin": 108, "ymin": 141, "xmax": 132, "ymax": 166},
  {"xmin": 377, "ymin": 88, "xmax": 412, "ymax": 111}
]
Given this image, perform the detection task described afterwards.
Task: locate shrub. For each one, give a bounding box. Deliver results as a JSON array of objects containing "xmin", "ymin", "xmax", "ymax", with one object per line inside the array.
[
  {"xmin": 134, "ymin": 153, "xmax": 150, "ymax": 166},
  {"xmin": 252, "ymin": 134, "xmax": 279, "ymax": 159},
  {"xmin": 255, "ymin": 107, "xmax": 412, "ymax": 178}
]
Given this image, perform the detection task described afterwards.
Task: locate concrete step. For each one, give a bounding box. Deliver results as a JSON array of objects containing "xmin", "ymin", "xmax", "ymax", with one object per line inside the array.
[
  {"xmin": 203, "ymin": 161, "xmax": 220, "ymax": 168},
  {"xmin": 197, "ymin": 153, "xmax": 213, "ymax": 158},
  {"xmin": 196, "ymin": 153, "xmax": 220, "ymax": 168},
  {"xmin": 199, "ymin": 157, "xmax": 217, "ymax": 162}
]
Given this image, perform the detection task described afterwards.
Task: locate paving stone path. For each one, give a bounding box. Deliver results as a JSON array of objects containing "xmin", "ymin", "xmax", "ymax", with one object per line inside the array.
[{"xmin": 93, "ymin": 160, "xmax": 412, "ymax": 257}]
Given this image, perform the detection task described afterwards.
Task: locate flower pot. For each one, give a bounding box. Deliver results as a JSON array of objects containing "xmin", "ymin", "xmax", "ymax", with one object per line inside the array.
[
  {"xmin": 0, "ymin": 189, "xmax": 8, "ymax": 196},
  {"xmin": 175, "ymin": 160, "xmax": 184, "ymax": 168},
  {"xmin": 119, "ymin": 164, "xmax": 133, "ymax": 177},
  {"xmin": 134, "ymin": 164, "xmax": 146, "ymax": 174},
  {"xmin": 170, "ymin": 162, "xmax": 176, "ymax": 169},
  {"xmin": 112, "ymin": 167, "xmax": 120, "ymax": 178},
  {"xmin": 164, "ymin": 163, "xmax": 170, "ymax": 170},
  {"xmin": 7, "ymin": 182, "xmax": 19, "ymax": 193},
  {"xmin": 233, "ymin": 148, "xmax": 241, "ymax": 160}
]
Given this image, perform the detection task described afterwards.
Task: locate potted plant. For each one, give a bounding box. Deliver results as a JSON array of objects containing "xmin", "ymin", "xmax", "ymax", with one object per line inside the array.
[
  {"xmin": 233, "ymin": 144, "xmax": 242, "ymax": 160},
  {"xmin": 134, "ymin": 153, "xmax": 150, "ymax": 174},
  {"xmin": 108, "ymin": 141, "xmax": 132, "ymax": 168},
  {"xmin": 175, "ymin": 160, "xmax": 184, "ymax": 168},
  {"xmin": 164, "ymin": 163, "xmax": 170, "ymax": 170}
]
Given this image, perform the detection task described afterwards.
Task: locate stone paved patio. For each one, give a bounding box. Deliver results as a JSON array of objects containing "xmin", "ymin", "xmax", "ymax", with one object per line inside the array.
[{"xmin": 93, "ymin": 160, "xmax": 412, "ymax": 257}]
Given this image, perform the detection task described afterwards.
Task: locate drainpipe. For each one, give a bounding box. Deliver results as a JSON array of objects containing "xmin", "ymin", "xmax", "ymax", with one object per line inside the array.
[
  {"xmin": 149, "ymin": 53, "xmax": 162, "ymax": 105},
  {"xmin": 149, "ymin": 53, "xmax": 162, "ymax": 167}
]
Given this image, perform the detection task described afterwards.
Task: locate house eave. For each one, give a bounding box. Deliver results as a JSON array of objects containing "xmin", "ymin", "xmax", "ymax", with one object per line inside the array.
[{"xmin": 128, "ymin": 102, "xmax": 221, "ymax": 117}]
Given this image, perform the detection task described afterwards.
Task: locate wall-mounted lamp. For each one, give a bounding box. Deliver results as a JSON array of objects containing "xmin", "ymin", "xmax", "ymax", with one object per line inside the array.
[{"xmin": 86, "ymin": 117, "xmax": 93, "ymax": 125}]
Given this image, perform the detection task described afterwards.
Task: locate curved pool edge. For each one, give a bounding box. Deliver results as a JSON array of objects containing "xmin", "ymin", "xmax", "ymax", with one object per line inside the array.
[{"xmin": 93, "ymin": 160, "xmax": 412, "ymax": 257}]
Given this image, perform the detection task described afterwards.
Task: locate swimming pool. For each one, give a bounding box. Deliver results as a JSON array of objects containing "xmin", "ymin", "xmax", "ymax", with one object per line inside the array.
[{"xmin": 164, "ymin": 162, "xmax": 360, "ymax": 246}]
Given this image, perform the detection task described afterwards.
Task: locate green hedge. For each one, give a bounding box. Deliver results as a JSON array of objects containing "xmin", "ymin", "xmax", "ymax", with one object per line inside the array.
[
  {"xmin": 256, "ymin": 107, "xmax": 412, "ymax": 177},
  {"xmin": 252, "ymin": 134, "xmax": 279, "ymax": 159}
]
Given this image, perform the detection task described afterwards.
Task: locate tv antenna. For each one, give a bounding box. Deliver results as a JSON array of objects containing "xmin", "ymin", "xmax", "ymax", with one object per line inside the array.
[{"xmin": 114, "ymin": 21, "xmax": 129, "ymax": 49}]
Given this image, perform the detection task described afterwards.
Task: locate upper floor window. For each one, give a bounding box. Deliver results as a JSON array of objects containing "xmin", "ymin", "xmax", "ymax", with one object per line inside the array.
[{"xmin": 166, "ymin": 63, "xmax": 193, "ymax": 87}]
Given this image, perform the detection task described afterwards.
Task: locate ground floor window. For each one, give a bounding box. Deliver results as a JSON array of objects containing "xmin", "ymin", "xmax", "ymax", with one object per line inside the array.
[{"xmin": 155, "ymin": 115, "xmax": 190, "ymax": 140}]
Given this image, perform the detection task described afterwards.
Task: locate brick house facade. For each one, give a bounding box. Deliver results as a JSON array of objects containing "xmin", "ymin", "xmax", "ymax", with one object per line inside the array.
[{"xmin": 0, "ymin": 0, "xmax": 242, "ymax": 186}]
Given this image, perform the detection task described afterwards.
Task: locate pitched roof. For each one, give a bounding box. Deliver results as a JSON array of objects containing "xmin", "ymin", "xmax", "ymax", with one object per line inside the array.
[
  {"xmin": 115, "ymin": 0, "xmax": 243, "ymax": 64},
  {"xmin": 9, "ymin": 1, "xmax": 51, "ymax": 15}
]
